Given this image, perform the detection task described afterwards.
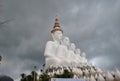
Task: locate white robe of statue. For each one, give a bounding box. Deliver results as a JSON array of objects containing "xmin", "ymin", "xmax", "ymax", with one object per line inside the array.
[
  {"xmin": 75, "ymin": 48, "xmax": 82, "ymax": 65},
  {"xmin": 56, "ymin": 36, "xmax": 70, "ymax": 66},
  {"xmin": 44, "ymin": 31, "xmax": 63, "ymax": 68},
  {"xmin": 81, "ymin": 52, "xmax": 88, "ymax": 64},
  {"xmin": 68, "ymin": 43, "xmax": 77, "ymax": 66}
]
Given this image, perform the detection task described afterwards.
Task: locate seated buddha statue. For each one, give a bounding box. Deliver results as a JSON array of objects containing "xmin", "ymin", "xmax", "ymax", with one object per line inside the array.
[
  {"xmin": 68, "ymin": 43, "xmax": 77, "ymax": 66},
  {"xmin": 75, "ymin": 48, "xmax": 82, "ymax": 65},
  {"xmin": 56, "ymin": 36, "xmax": 70, "ymax": 66},
  {"xmin": 81, "ymin": 52, "xmax": 88, "ymax": 64},
  {"xmin": 44, "ymin": 16, "xmax": 63, "ymax": 68}
]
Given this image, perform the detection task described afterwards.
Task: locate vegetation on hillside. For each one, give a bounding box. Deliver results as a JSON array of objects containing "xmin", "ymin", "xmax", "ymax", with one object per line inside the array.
[{"xmin": 20, "ymin": 69, "xmax": 73, "ymax": 81}]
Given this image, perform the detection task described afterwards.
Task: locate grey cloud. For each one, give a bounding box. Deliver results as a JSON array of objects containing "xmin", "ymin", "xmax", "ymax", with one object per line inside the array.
[{"xmin": 0, "ymin": 0, "xmax": 120, "ymax": 81}]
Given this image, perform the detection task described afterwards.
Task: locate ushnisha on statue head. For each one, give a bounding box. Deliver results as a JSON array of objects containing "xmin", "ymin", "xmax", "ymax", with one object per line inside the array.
[{"xmin": 51, "ymin": 16, "xmax": 63, "ymax": 42}]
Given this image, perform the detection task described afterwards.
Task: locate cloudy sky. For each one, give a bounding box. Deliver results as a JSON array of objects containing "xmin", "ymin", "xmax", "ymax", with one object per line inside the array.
[{"xmin": 0, "ymin": 0, "xmax": 120, "ymax": 80}]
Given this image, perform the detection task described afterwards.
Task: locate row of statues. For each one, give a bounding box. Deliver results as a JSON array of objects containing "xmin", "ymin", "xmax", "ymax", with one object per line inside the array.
[
  {"xmin": 43, "ymin": 16, "xmax": 120, "ymax": 81},
  {"xmin": 44, "ymin": 30, "xmax": 88, "ymax": 68}
]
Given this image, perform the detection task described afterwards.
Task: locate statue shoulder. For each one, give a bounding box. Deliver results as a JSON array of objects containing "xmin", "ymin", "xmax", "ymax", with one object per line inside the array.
[
  {"xmin": 46, "ymin": 41, "xmax": 55, "ymax": 46},
  {"xmin": 44, "ymin": 41, "xmax": 56, "ymax": 56},
  {"xmin": 45, "ymin": 41, "xmax": 55, "ymax": 52}
]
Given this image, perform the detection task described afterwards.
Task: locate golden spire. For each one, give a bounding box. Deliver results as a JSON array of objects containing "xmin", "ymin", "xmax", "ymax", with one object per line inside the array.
[
  {"xmin": 51, "ymin": 16, "xmax": 63, "ymax": 34},
  {"xmin": 54, "ymin": 15, "xmax": 60, "ymax": 28}
]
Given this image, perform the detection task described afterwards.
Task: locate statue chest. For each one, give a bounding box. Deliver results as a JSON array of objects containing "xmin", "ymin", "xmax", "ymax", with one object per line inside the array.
[{"xmin": 56, "ymin": 45, "xmax": 68, "ymax": 57}]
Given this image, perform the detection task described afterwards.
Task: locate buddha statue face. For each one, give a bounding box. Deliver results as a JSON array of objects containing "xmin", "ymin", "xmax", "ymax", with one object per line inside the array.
[
  {"xmin": 81, "ymin": 52, "xmax": 86, "ymax": 57},
  {"xmin": 70, "ymin": 43, "xmax": 76, "ymax": 51},
  {"xmin": 62, "ymin": 37, "xmax": 70, "ymax": 46},
  {"xmin": 75, "ymin": 48, "xmax": 81, "ymax": 54},
  {"xmin": 52, "ymin": 31, "xmax": 63, "ymax": 42}
]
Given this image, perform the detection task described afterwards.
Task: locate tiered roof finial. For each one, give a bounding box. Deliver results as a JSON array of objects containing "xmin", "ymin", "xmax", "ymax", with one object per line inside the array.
[{"xmin": 51, "ymin": 15, "xmax": 63, "ymax": 34}]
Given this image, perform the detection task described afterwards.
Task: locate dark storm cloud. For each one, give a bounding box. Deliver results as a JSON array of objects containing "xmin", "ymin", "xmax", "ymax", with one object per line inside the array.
[{"xmin": 0, "ymin": 0, "xmax": 120, "ymax": 80}]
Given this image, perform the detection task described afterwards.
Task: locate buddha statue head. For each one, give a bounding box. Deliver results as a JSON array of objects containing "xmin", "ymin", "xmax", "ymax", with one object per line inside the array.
[
  {"xmin": 69, "ymin": 43, "xmax": 76, "ymax": 51},
  {"xmin": 51, "ymin": 31, "xmax": 63, "ymax": 42},
  {"xmin": 81, "ymin": 52, "xmax": 86, "ymax": 57},
  {"xmin": 62, "ymin": 36, "xmax": 70, "ymax": 46},
  {"xmin": 51, "ymin": 16, "xmax": 63, "ymax": 43},
  {"xmin": 75, "ymin": 48, "xmax": 81, "ymax": 55}
]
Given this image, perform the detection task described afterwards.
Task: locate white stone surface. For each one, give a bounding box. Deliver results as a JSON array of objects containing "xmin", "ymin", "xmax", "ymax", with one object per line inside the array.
[
  {"xmin": 44, "ymin": 31, "xmax": 63, "ymax": 68},
  {"xmin": 115, "ymin": 68, "xmax": 120, "ymax": 80},
  {"xmin": 43, "ymin": 17, "xmax": 120, "ymax": 81},
  {"xmin": 90, "ymin": 75, "xmax": 96, "ymax": 81},
  {"xmin": 106, "ymin": 72, "xmax": 114, "ymax": 81},
  {"xmin": 97, "ymin": 74, "xmax": 105, "ymax": 81},
  {"xmin": 44, "ymin": 25, "xmax": 89, "ymax": 68}
]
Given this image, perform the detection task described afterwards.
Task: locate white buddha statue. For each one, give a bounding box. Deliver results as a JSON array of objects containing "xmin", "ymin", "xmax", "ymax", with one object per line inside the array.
[
  {"xmin": 44, "ymin": 16, "xmax": 63, "ymax": 68},
  {"xmin": 68, "ymin": 43, "xmax": 77, "ymax": 66},
  {"xmin": 57, "ymin": 36, "xmax": 70, "ymax": 66},
  {"xmin": 81, "ymin": 52, "xmax": 88, "ymax": 64},
  {"xmin": 75, "ymin": 48, "xmax": 82, "ymax": 65}
]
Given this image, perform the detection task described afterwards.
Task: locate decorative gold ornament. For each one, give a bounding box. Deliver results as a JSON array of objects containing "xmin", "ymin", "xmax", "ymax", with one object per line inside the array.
[{"xmin": 51, "ymin": 16, "xmax": 63, "ymax": 34}]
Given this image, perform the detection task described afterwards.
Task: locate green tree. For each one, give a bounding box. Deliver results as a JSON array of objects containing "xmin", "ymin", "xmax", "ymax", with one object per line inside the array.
[
  {"xmin": 26, "ymin": 75, "xmax": 33, "ymax": 81},
  {"xmin": 39, "ymin": 73, "xmax": 50, "ymax": 81},
  {"xmin": 20, "ymin": 71, "xmax": 38, "ymax": 81},
  {"xmin": 54, "ymin": 69, "xmax": 74, "ymax": 78},
  {"xmin": 20, "ymin": 73, "xmax": 27, "ymax": 81},
  {"xmin": 31, "ymin": 71, "xmax": 38, "ymax": 81}
]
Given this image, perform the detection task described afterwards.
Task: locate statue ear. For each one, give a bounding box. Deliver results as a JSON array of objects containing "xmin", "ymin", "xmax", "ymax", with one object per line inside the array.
[
  {"xmin": 51, "ymin": 33, "xmax": 53, "ymax": 37},
  {"xmin": 51, "ymin": 33, "xmax": 54, "ymax": 40}
]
